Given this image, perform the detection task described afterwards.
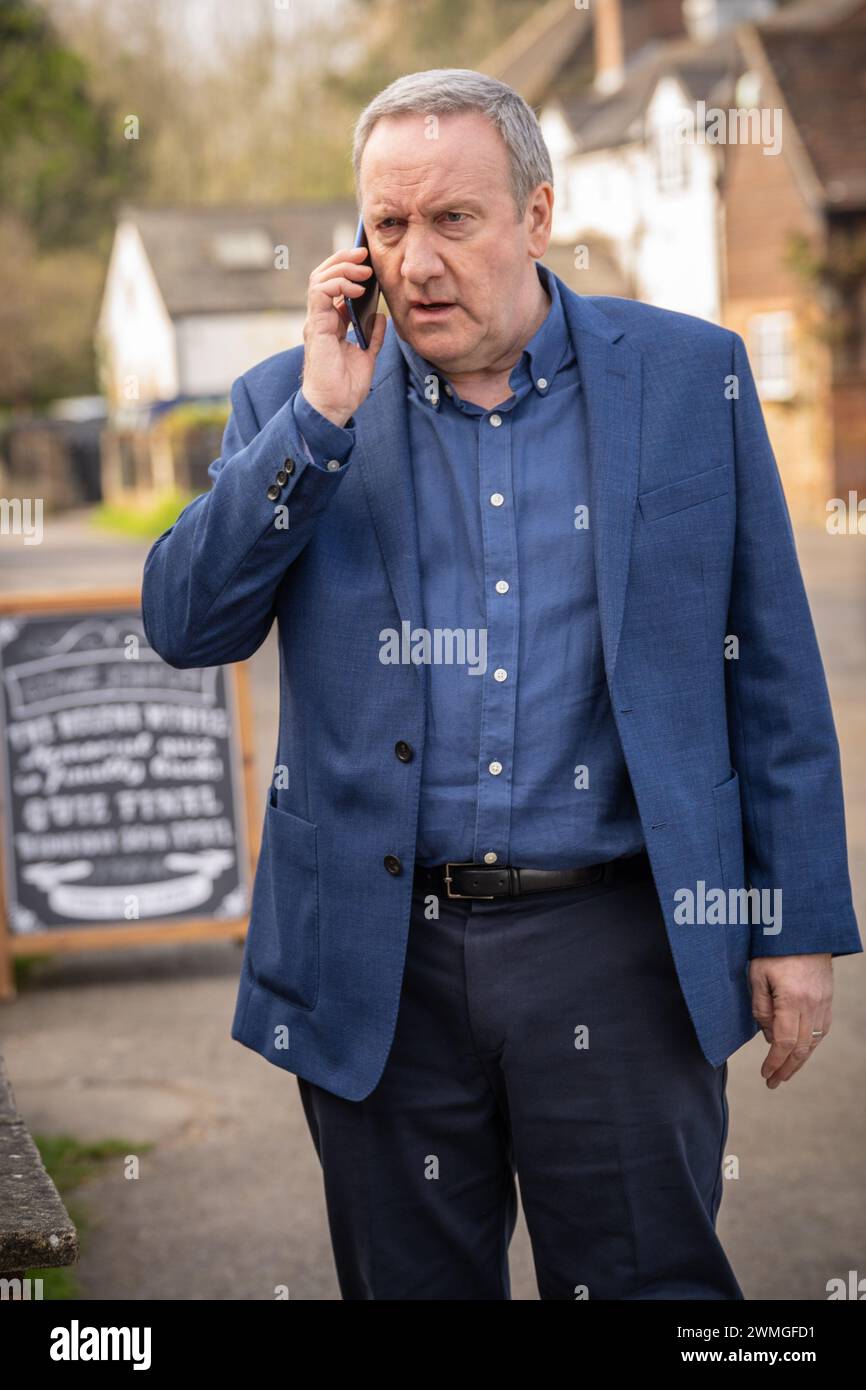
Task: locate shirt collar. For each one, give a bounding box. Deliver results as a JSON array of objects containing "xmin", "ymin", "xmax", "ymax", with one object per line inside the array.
[{"xmin": 395, "ymin": 261, "xmax": 569, "ymax": 410}]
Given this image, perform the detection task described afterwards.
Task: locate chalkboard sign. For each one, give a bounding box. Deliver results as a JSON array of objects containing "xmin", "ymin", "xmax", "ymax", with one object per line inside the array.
[{"xmin": 0, "ymin": 590, "xmax": 257, "ymax": 992}]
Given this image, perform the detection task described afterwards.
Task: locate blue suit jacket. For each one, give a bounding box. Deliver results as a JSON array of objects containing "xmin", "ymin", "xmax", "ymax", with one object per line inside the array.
[{"xmin": 142, "ymin": 272, "xmax": 862, "ymax": 1100}]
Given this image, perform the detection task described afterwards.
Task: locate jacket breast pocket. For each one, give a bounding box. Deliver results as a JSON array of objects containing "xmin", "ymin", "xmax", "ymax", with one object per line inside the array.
[
  {"xmin": 245, "ymin": 787, "xmax": 320, "ymax": 1010},
  {"xmin": 638, "ymin": 462, "xmax": 733, "ymax": 522}
]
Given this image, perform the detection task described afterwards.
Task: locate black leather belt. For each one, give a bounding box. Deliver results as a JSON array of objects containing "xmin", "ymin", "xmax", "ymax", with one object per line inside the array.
[{"xmin": 413, "ymin": 849, "xmax": 651, "ymax": 901}]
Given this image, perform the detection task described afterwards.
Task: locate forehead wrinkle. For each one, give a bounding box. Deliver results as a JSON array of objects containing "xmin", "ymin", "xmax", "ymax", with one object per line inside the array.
[
  {"xmin": 367, "ymin": 174, "xmax": 490, "ymax": 221},
  {"xmin": 364, "ymin": 142, "xmax": 502, "ymax": 212}
]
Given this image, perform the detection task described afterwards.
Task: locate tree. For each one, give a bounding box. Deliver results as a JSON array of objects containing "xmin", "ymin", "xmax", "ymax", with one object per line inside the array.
[
  {"xmin": 0, "ymin": 0, "xmax": 133, "ymax": 403},
  {"xmin": 0, "ymin": 0, "xmax": 129, "ymax": 249}
]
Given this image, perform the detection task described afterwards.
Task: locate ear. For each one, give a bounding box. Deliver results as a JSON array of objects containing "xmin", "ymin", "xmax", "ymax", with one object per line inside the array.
[{"xmin": 526, "ymin": 182, "xmax": 554, "ymax": 258}]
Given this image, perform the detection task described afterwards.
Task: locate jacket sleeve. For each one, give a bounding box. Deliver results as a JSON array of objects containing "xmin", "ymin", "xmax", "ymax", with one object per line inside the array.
[
  {"xmin": 141, "ymin": 372, "xmax": 355, "ymax": 669},
  {"xmin": 726, "ymin": 331, "xmax": 862, "ymax": 958}
]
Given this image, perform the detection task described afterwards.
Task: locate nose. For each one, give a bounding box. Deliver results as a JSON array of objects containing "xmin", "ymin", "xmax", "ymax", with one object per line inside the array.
[{"xmin": 400, "ymin": 226, "xmax": 445, "ymax": 288}]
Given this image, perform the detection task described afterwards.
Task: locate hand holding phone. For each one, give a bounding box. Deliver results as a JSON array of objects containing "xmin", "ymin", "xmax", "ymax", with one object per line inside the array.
[
  {"xmin": 345, "ymin": 216, "xmax": 382, "ymax": 350},
  {"xmin": 301, "ymin": 219, "xmax": 386, "ymax": 427}
]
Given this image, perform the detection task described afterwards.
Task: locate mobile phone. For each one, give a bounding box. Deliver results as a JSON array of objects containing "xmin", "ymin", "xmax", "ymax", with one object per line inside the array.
[{"xmin": 345, "ymin": 215, "xmax": 381, "ymax": 350}]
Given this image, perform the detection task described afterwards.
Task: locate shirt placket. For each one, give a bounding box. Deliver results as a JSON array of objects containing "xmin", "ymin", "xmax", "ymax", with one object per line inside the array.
[{"xmin": 472, "ymin": 399, "xmax": 520, "ymax": 866}]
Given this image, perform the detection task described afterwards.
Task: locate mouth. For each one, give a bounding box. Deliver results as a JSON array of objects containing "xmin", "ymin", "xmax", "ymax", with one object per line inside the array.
[{"xmin": 409, "ymin": 301, "xmax": 457, "ymax": 320}]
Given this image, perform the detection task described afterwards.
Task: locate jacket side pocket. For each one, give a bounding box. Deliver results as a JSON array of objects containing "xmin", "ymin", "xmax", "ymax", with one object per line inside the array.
[
  {"xmin": 712, "ymin": 769, "xmax": 746, "ymax": 891},
  {"xmin": 245, "ymin": 787, "xmax": 320, "ymax": 1010}
]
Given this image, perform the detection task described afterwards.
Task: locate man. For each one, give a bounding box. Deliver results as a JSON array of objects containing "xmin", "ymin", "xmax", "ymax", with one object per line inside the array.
[{"xmin": 141, "ymin": 69, "xmax": 862, "ymax": 1301}]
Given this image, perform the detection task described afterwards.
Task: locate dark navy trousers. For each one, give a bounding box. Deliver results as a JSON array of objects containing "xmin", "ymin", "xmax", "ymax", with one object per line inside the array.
[{"xmin": 297, "ymin": 865, "xmax": 743, "ymax": 1300}]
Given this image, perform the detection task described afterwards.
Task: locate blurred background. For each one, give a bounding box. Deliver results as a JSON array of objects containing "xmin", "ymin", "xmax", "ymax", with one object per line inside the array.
[{"xmin": 0, "ymin": 0, "xmax": 864, "ymax": 1301}]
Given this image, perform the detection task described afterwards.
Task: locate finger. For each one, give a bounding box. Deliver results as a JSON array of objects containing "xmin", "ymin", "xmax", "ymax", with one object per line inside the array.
[
  {"xmin": 307, "ymin": 280, "xmax": 371, "ymax": 337},
  {"xmin": 809, "ymin": 998, "xmax": 832, "ymax": 1049},
  {"xmin": 311, "ymin": 261, "xmax": 373, "ymax": 289},
  {"xmin": 366, "ymin": 311, "xmax": 387, "ymax": 355},
  {"xmin": 309, "ymin": 276, "xmax": 372, "ymax": 308},
  {"xmin": 761, "ymin": 1002, "xmax": 800, "ymax": 1082},
  {"xmin": 750, "ymin": 972, "xmax": 774, "ymax": 1044},
  {"xmin": 767, "ymin": 1009, "xmax": 816, "ymax": 1087},
  {"xmin": 311, "ymin": 245, "xmax": 370, "ymax": 277}
]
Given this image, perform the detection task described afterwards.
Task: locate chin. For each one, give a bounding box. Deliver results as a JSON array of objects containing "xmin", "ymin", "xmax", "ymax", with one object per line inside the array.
[{"xmin": 406, "ymin": 323, "xmax": 459, "ymax": 353}]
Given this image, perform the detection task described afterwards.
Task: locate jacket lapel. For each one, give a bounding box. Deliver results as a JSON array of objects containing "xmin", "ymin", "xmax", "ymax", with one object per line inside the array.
[
  {"xmin": 352, "ymin": 327, "xmax": 426, "ymax": 693},
  {"xmin": 559, "ymin": 282, "xmax": 643, "ymax": 684}
]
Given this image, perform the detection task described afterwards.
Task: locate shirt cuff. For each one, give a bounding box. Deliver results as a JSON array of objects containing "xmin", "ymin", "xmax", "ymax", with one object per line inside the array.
[{"xmin": 292, "ymin": 389, "xmax": 356, "ymax": 472}]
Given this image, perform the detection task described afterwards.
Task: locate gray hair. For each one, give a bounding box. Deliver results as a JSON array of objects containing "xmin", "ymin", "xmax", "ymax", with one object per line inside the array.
[{"xmin": 352, "ymin": 68, "xmax": 554, "ymax": 217}]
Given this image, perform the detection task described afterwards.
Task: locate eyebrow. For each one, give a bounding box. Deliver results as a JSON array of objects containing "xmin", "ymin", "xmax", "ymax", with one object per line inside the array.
[{"xmin": 369, "ymin": 197, "xmax": 487, "ymax": 219}]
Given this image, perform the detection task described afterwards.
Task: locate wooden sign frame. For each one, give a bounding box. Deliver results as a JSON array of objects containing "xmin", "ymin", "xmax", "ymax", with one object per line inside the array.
[{"xmin": 0, "ymin": 588, "xmax": 260, "ymax": 999}]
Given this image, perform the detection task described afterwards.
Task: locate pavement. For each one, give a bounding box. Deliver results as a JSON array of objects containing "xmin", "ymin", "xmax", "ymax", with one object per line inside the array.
[{"xmin": 0, "ymin": 506, "xmax": 864, "ymax": 1300}]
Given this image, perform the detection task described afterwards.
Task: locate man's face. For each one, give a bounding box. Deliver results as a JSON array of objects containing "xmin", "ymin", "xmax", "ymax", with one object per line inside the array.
[{"xmin": 359, "ymin": 110, "xmax": 551, "ymax": 373}]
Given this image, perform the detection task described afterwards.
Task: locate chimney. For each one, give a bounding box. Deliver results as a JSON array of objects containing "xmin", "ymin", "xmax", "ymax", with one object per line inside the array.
[{"xmin": 594, "ymin": 0, "xmax": 624, "ymax": 94}]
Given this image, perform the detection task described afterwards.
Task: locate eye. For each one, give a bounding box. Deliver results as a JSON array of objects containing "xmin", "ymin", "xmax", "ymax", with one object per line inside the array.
[{"xmin": 441, "ymin": 212, "xmax": 466, "ymax": 223}]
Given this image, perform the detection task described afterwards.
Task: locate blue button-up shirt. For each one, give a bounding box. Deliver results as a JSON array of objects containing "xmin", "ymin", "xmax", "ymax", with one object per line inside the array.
[{"xmin": 292, "ymin": 262, "xmax": 644, "ymax": 868}]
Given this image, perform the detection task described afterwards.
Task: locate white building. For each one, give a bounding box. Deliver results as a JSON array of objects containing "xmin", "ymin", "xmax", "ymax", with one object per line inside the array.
[
  {"xmin": 484, "ymin": 0, "xmax": 776, "ymax": 322},
  {"xmin": 97, "ymin": 202, "xmax": 357, "ymax": 415}
]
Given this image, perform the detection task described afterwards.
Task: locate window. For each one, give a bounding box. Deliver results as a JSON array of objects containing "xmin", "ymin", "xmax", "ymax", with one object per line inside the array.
[
  {"xmin": 654, "ymin": 123, "xmax": 688, "ymax": 193},
  {"xmin": 210, "ymin": 230, "xmax": 272, "ymax": 270},
  {"xmin": 748, "ymin": 311, "xmax": 795, "ymax": 401}
]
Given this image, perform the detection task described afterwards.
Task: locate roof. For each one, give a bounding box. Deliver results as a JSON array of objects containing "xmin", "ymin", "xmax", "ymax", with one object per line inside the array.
[
  {"xmin": 494, "ymin": 0, "xmax": 866, "ymax": 211},
  {"xmin": 481, "ymin": 0, "xmax": 593, "ymax": 107},
  {"xmin": 761, "ymin": 0, "xmax": 866, "ymax": 27},
  {"xmin": 751, "ymin": 21, "xmax": 866, "ymax": 209},
  {"xmin": 480, "ymin": 0, "xmax": 742, "ymax": 155},
  {"xmin": 557, "ymin": 30, "xmax": 741, "ymax": 154},
  {"xmin": 118, "ymin": 202, "xmax": 358, "ymax": 316},
  {"xmin": 544, "ymin": 240, "xmax": 632, "ymax": 296}
]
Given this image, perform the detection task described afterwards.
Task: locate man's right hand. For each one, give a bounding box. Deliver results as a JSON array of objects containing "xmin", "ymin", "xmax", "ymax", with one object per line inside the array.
[{"xmin": 300, "ymin": 244, "xmax": 386, "ymax": 427}]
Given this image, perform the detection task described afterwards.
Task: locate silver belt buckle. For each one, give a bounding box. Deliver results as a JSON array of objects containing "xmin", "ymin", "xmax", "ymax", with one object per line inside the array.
[{"xmin": 443, "ymin": 861, "xmax": 496, "ymax": 900}]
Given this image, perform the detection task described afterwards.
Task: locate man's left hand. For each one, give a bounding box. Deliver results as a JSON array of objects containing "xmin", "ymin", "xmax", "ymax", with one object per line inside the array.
[{"xmin": 749, "ymin": 954, "xmax": 833, "ymax": 1088}]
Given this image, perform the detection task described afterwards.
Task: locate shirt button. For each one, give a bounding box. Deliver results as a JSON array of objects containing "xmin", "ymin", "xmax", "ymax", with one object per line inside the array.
[
  {"xmin": 276, "ymin": 469, "xmax": 288, "ymax": 486},
  {"xmin": 394, "ymin": 740, "xmax": 413, "ymax": 762},
  {"xmin": 266, "ymin": 483, "xmax": 280, "ymax": 501},
  {"xmin": 493, "ymin": 668, "xmax": 508, "ymax": 682},
  {"xmin": 283, "ymin": 458, "xmax": 295, "ymax": 475},
  {"xmin": 489, "ymin": 413, "xmax": 502, "ymax": 427},
  {"xmin": 488, "ymin": 761, "xmax": 503, "ymax": 775},
  {"xmin": 495, "ymin": 579, "xmax": 509, "ymax": 594},
  {"xmin": 536, "ymin": 377, "xmax": 548, "ymax": 390},
  {"xmin": 483, "ymin": 851, "xmax": 498, "ymax": 864},
  {"xmin": 444, "ymin": 383, "xmax": 453, "ymax": 396},
  {"xmin": 490, "ymin": 493, "xmax": 505, "ymax": 507},
  {"xmin": 326, "ymin": 459, "xmax": 341, "ymax": 471},
  {"xmin": 383, "ymin": 854, "xmax": 402, "ymax": 875}
]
